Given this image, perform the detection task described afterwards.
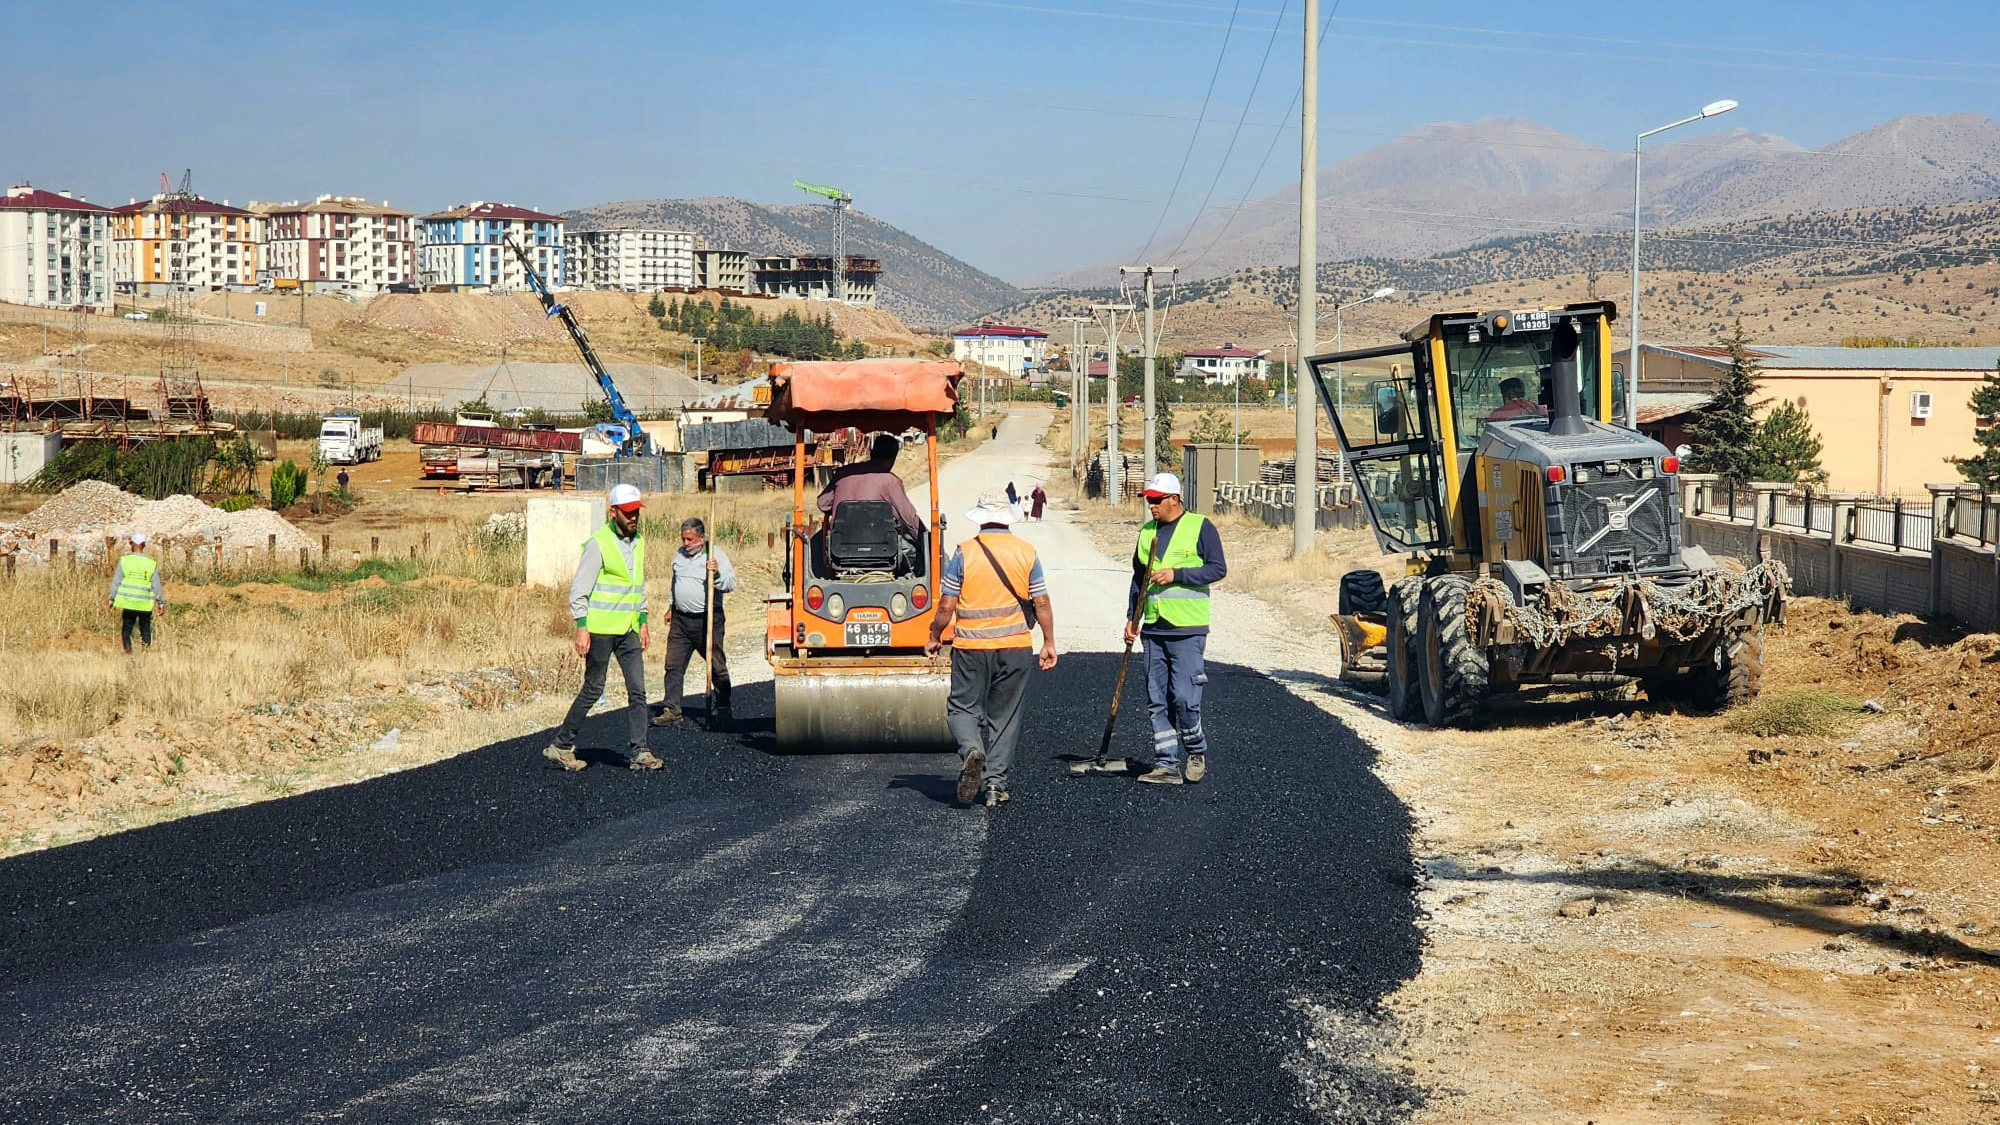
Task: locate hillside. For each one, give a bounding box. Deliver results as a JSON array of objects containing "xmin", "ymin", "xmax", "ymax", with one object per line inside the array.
[
  {"xmin": 1035, "ymin": 113, "xmax": 2000, "ymax": 286},
  {"xmin": 564, "ymin": 198, "xmax": 1020, "ymax": 331}
]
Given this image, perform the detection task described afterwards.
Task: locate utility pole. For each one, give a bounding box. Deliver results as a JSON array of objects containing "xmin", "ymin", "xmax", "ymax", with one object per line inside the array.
[
  {"xmin": 1293, "ymin": 0, "xmax": 1320, "ymax": 558},
  {"xmin": 1120, "ymin": 265, "xmax": 1177, "ymax": 479},
  {"xmin": 1091, "ymin": 302, "xmax": 1134, "ymax": 501},
  {"xmin": 1058, "ymin": 315, "xmax": 1092, "ymax": 475}
]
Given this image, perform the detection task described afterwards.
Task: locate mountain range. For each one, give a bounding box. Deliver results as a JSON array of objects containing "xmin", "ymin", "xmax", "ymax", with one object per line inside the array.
[
  {"xmin": 1033, "ymin": 113, "xmax": 2000, "ymax": 287},
  {"xmin": 563, "ymin": 198, "xmax": 1020, "ymax": 331}
]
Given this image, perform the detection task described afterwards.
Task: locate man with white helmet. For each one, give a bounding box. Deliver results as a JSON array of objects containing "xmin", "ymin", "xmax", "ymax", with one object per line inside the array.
[
  {"xmin": 545, "ymin": 483, "xmax": 662, "ymax": 772},
  {"xmin": 1125, "ymin": 472, "xmax": 1227, "ymax": 785},
  {"xmin": 109, "ymin": 531, "xmax": 165, "ymax": 653}
]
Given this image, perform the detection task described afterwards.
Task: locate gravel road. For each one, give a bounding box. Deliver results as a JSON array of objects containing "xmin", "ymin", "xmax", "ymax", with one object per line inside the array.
[{"xmin": 0, "ymin": 410, "xmax": 1424, "ymax": 1122}]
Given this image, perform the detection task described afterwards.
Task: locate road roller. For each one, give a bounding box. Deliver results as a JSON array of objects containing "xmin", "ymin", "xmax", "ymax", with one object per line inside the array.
[{"xmin": 764, "ymin": 359, "xmax": 961, "ymax": 752}]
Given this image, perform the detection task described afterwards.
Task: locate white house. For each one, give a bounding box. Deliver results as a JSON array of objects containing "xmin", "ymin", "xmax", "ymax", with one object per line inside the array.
[
  {"xmin": 0, "ymin": 185, "xmax": 114, "ymax": 308},
  {"xmin": 1178, "ymin": 343, "xmax": 1269, "ymax": 386},
  {"xmin": 952, "ymin": 323, "xmax": 1049, "ymax": 377}
]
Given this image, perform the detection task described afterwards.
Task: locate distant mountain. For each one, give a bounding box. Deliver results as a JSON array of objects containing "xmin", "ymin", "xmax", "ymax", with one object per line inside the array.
[
  {"xmin": 1034, "ymin": 113, "xmax": 2000, "ymax": 286},
  {"xmin": 564, "ymin": 198, "xmax": 1020, "ymax": 330}
]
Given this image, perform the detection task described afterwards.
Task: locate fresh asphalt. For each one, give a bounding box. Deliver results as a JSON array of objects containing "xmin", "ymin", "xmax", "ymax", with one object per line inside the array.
[{"xmin": 0, "ymin": 655, "xmax": 1422, "ymax": 1123}]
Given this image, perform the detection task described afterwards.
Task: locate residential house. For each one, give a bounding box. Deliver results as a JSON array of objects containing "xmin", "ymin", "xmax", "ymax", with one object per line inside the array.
[
  {"xmin": 418, "ymin": 201, "xmax": 563, "ymax": 292},
  {"xmin": 565, "ymin": 227, "xmax": 696, "ymax": 291},
  {"xmin": 0, "ymin": 185, "xmax": 114, "ymax": 309},
  {"xmin": 1177, "ymin": 343, "xmax": 1269, "ymax": 386},
  {"xmin": 253, "ymin": 195, "xmax": 415, "ymax": 292},
  {"xmin": 951, "ymin": 323, "xmax": 1049, "ymax": 377},
  {"xmin": 111, "ymin": 191, "xmax": 263, "ymax": 294}
]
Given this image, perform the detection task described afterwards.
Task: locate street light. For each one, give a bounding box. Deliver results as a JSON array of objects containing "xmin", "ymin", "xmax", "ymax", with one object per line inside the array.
[
  {"xmin": 1334, "ymin": 286, "xmax": 1395, "ymax": 419},
  {"xmin": 1630, "ymin": 98, "xmax": 1736, "ymax": 426}
]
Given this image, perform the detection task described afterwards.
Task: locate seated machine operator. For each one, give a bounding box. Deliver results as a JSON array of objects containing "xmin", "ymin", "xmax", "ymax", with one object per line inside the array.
[
  {"xmin": 1483, "ymin": 376, "xmax": 1549, "ymax": 422},
  {"xmin": 816, "ymin": 433, "xmax": 927, "ymax": 573}
]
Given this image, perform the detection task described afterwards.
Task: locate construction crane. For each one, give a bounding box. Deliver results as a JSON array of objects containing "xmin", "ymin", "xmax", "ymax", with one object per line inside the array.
[
  {"xmin": 793, "ymin": 179, "xmax": 851, "ymax": 304},
  {"xmin": 504, "ymin": 238, "xmax": 653, "ymax": 458},
  {"xmin": 157, "ymin": 169, "xmax": 207, "ymax": 422}
]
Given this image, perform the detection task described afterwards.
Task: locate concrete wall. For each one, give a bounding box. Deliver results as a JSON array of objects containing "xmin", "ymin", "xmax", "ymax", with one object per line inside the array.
[
  {"xmin": 525, "ymin": 497, "xmax": 604, "ymax": 589},
  {"xmin": 0, "ymin": 431, "xmax": 61, "ymax": 484}
]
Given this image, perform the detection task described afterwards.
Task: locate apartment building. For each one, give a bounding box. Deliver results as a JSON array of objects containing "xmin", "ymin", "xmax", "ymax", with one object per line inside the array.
[
  {"xmin": 418, "ymin": 201, "xmax": 563, "ymax": 291},
  {"xmin": 952, "ymin": 323, "xmax": 1049, "ymax": 375},
  {"xmin": 694, "ymin": 247, "xmax": 750, "ymax": 294},
  {"xmin": 111, "ymin": 192, "xmax": 263, "ymax": 294},
  {"xmin": 1178, "ymin": 343, "xmax": 1270, "ymax": 386},
  {"xmin": 751, "ymin": 255, "xmax": 881, "ymax": 307},
  {"xmin": 254, "ymin": 195, "xmax": 415, "ymax": 292},
  {"xmin": 564, "ymin": 227, "xmax": 696, "ymax": 291},
  {"xmin": 0, "ymin": 185, "xmax": 115, "ymax": 309}
]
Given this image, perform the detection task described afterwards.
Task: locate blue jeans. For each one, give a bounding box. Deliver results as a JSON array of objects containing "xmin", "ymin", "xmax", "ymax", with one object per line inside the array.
[{"xmin": 1142, "ymin": 632, "xmax": 1208, "ymax": 767}]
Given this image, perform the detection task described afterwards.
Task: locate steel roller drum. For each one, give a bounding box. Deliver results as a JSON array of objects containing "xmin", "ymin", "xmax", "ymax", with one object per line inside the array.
[{"xmin": 772, "ymin": 666, "xmax": 953, "ymax": 752}]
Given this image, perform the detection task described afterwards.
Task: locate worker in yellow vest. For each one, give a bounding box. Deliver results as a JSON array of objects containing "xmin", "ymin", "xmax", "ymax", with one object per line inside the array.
[
  {"xmin": 545, "ymin": 484, "xmax": 662, "ymax": 772},
  {"xmin": 926, "ymin": 488, "xmax": 1058, "ymax": 807},
  {"xmin": 109, "ymin": 531, "xmax": 165, "ymax": 653},
  {"xmin": 1125, "ymin": 472, "xmax": 1226, "ymax": 785}
]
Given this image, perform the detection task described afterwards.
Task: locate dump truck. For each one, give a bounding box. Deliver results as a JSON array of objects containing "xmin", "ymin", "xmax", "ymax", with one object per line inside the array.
[
  {"xmin": 764, "ymin": 359, "xmax": 960, "ymax": 752},
  {"xmin": 317, "ymin": 413, "xmax": 382, "ymax": 464},
  {"xmin": 1306, "ymin": 301, "xmax": 1787, "ymax": 727}
]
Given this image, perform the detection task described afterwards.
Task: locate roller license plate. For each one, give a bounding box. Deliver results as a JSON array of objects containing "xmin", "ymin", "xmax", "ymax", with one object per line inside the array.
[{"xmin": 844, "ymin": 621, "xmax": 892, "ymax": 646}]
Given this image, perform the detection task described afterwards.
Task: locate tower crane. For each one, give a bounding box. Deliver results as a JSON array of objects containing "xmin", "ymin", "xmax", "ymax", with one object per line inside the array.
[{"xmin": 793, "ymin": 179, "xmax": 851, "ymax": 304}]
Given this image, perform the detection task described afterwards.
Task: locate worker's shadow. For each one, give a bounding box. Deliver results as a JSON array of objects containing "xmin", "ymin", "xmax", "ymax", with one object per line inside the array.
[{"xmin": 886, "ymin": 773, "xmax": 959, "ymax": 805}]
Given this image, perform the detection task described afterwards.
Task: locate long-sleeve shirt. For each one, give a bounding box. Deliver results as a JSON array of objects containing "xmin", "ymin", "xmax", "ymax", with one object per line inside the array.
[
  {"xmin": 670, "ymin": 543, "xmax": 735, "ymax": 614},
  {"xmin": 816, "ymin": 460, "xmax": 926, "ymax": 534},
  {"xmin": 1128, "ymin": 514, "xmax": 1227, "ymax": 637},
  {"xmin": 108, "ymin": 555, "xmax": 165, "ymax": 609},
  {"xmin": 568, "ymin": 529, "xmax": 649, "ymax": 627}
]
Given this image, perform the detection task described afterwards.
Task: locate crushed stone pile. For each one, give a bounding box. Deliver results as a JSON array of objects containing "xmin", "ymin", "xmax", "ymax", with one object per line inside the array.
[{"xmin": 2, "ymin": 482, "xmax": 315, "ymax": 564}]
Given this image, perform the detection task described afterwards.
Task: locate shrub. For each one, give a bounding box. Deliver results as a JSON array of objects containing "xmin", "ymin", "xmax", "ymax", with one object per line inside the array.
[
  {"xmin": 217, "ymin": 494, "xmax": 256, "ymax": 513},
  {"xmin": 1724, "ymin": 689, "xmax": 1858, "ymax": 737},
  {"xmin": 270, "ymin": 460, "xmax": 306, "ymax": 509}
]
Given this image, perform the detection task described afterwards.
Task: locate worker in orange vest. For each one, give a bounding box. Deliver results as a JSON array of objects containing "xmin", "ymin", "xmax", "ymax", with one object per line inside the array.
[{"xmin": 925, "ymin": 488, "xmax": 1058, "ymax": 808}]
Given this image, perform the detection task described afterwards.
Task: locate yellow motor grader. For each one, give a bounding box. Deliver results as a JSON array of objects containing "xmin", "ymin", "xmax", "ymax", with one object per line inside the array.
[{"xmin": 1304, "ymin": 301, "xmax": 1786, "ymax": 727}]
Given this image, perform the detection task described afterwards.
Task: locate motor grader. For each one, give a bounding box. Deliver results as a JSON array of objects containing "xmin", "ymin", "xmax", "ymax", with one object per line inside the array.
[{"xmin": 1303, "ymin": 301, "xmax": 1786, "ymax": 727}]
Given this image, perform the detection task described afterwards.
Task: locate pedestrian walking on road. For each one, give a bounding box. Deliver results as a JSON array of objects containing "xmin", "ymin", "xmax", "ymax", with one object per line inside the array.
[
  {"xmin": 926, "ymin": 488, "xmax": 1057, "ymax": 808},
  {"xmin": 1029, "ymin": 482, "xmax": 1046, "ymax": 520},
  {"xmin": 546, "ymin": 483, "xmax": 662, "ymax": 772},
  {"xmin": 653, "ymin": 517, "xmax": 735, "ymax": 726},
  {"xmin": 109, "ymin": 532, "xmax": 164, "ymax": 653},
  {"xmin": 1125, "ymin": 472, "xmax": 1226, "ymax": 785}
]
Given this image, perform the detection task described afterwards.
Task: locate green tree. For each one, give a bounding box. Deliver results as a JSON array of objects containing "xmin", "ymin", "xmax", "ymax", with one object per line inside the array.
[
  {"xmin": 1951, "ymin": 359, "xmax": 2000, "ymax": 491},
  {"xmin": 1186, "ymin": 407, "xmax": 1246, "ymax": 445},
  {"xmin": 1684, "ymin": 320, "xmax": 1766, "ymax": 480},
  {"xmin": 1154, "ymin": 398, "xmax": 1178, "ymax": 469},
  {"xmin": 647, "ymin": 293, "xmax": 666, "ymax": 318},
  {"xmin": 582, "ymin": 398, "xmax": 616, "ymax": 424},
  {"xmin": 1747, "ymin": 400, "xmax": 1825, "ymax": 485}
]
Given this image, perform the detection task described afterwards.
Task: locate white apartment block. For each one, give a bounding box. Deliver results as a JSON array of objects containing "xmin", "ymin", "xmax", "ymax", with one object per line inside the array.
[
  {"xmin": 111, "ymin": 193, "xmax": 264, "ymax": 294},
  {"xmin": 253, "ymin": 195, "xmax": 416, "ymax": 291},
  {"xmin": 418, "ymin": 201, "xmax": 564, "ymax": 292},
  {"xmin": 564, "ymin": 227, "xmax": 696, "ymax": 291},
  {"xmin": 0, "ymin": 185, "xmax": 115, "ymax": 308},
  {"xmin": 1178, "ymin": 344, "xmax": 1270, "ymax": 386},
  {"xmin": 951, "ymin": 323, "xmax": 1049, "ymax": 375}
]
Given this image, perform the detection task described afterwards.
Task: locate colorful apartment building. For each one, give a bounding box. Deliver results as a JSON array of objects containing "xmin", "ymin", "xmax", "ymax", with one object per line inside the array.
[
  {"xmin": 0, "ymin": 185, "xmax": 115, "ymax": 309},
  {"xmin": 564, "ymin": 226, "xmax": 696, "ymax": 291},
  {"xmin": 111, "ymin": 192, "xmax": 263, "ymax": 294},
  {"xmin": 418, "ymin": 202, "xmax": 563, "ymax": 292},
  {"xmin": 253, "ymin": 195, "xmax": 415, "ymax": 292}
]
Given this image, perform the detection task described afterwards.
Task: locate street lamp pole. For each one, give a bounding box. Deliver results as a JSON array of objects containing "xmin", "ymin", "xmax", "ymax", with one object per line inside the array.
[
  {"xmin": 1292, "ymin": 0, "xmax": 1319, "ymax": 558},
  {"xmin": 1333, "ymin": 286, "xmax": 1395, "ymax": 420},
  {"xmin": 1630, "ymin": 98, "xmax": 1736, "ymax": 427}
]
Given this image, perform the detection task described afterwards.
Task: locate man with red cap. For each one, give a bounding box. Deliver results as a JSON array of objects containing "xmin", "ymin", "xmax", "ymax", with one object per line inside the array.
[
  {"xmin": 1126, "ymin": 471, "xmax": 1226, "ymax": 785},
  {"xmin": 546, "ymin": 483, "xmax": 662, "ymax": 772}
]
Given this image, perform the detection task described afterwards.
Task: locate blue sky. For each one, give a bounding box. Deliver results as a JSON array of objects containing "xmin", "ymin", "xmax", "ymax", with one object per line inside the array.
[{"xmin": 7, "ymin": 0, "xmax": 1998, "ymax": 284}]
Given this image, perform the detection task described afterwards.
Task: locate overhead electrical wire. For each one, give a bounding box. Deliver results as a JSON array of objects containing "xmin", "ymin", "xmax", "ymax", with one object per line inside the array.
[{"xmin": 1134, "ymin": 0, "xmax": 1244, "ymax": 262}]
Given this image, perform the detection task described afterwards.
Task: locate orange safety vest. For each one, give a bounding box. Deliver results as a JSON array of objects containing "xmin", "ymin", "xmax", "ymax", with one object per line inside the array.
[{"xmin": 952, "ymin": 533, "xmax": 1038, "ymax": 651}]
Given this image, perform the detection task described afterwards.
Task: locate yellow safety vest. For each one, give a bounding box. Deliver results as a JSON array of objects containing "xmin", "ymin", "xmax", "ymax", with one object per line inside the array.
[
  {"xmin": 953, "ymin": 534, "xmax": 1037, "ymax": 651},
  {"xmin": 583, "ymin": 524, "xmax": 646, "ymax": 635},
  {"xmin": 1135, "ymin": 512, "xmax": 1211, "ymax": 628},
  {"xmin": 112, "ymin": 553, "xmax": 159, "ymax": 612}
]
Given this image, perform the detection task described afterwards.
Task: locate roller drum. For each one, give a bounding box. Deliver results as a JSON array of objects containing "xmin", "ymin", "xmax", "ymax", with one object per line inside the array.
[{"xmin": 773, "ymin": 668, "xmax": 954, "ymax": 752}]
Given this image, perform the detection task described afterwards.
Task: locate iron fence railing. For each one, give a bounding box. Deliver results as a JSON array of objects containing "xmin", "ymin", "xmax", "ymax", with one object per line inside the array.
[
  {"xmin": 1943, "ymin": 492, "xmax": 2000, "ymax": 547},
  {"xmin": 1847, "ymin": 500, "xmax": 1934, "ymax": 551}
]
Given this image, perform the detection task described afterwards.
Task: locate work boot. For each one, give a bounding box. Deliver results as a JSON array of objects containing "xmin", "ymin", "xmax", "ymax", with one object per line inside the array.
[
  {"xmin": 984, "ymin": 781, "xmax": 1011, "ymax": 808},
  {"xmin": 627, "ymin": 750, "xmax": 664, "ymax": 771},
  {"xmin": 956, "ymin": 749, "xmax": 986, "ymax": 806},
  {"xmin": 1184, "ymin": 754, "xmax": 1207, "ymax": 783},
  {"xmin": 1135, "ymin": 765, "xmax": 1184, "ymax": 785},
  {"xmin": 712, "ymin": 700, "xmax": 733, "ymax": 723},
  {"xmin": 650, "ymin": 706, "xmax": 683, "ymax": 728},
  {"xmin": 543, "ymin": 744, "xmax": 586, "ymax": 772}
]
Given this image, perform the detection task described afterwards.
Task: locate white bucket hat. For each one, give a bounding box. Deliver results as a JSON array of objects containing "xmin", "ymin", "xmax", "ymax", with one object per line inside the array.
[{"xmin": 964, "ymin": 488, "xmax": 1019, "ymax": 527}]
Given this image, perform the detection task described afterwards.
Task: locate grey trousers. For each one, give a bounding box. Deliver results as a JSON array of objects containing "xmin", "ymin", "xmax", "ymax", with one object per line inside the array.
[
  {"xmin": 946, "ymin": 646, "xmax": 1034, "ymax": 787},
  {"xmin": 557, "ymin": 630, "xmax": 650, "ymax": 757}
]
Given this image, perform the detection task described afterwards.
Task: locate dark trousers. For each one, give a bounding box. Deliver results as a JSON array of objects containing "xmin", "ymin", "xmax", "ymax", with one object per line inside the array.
[
  {"xmin": 946, "ymin": 646, "xmax": 1034, "ymax": 787},
  {"xmin": 120, "ymin": 609, "xmax": 153, "ymax": 652},
  {"xmin": 660, "ymin": 606, "xmax": 729, "ymax": 712},
  {"xmin": 557, "ymin": 630, "xmax": 649, "ymax": 756}
]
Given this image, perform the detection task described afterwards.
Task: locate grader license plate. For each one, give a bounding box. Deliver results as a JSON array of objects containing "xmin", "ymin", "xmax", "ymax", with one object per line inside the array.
[{"xmin": 844, "ymin": 622, "xmax": 892, "ymax": 646}]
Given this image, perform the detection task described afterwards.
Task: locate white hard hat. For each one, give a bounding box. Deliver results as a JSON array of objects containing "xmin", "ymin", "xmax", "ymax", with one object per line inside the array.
[
  {"xmin": 608, "ymin": 483, "xmax": 643, "ymax": 511},
  {"xmin": 1142, "ymin": 472, "xmax": 1182, "ymax": 498},
  {"xmin": 129, "ymin": 531, "xmax": 148, "ymax": 546}
]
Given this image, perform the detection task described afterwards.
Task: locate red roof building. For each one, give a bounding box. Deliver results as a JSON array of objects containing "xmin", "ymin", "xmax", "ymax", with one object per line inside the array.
[
  {"xmin": 951, "ymin": 323, "xmax": 1050, "ymax": 375},
  {"xmin": 110, "ymin": 190, "xmax": 263, "ymax": 294},
  {"xmin": 0, "ymin": 185, "xmax": 115, "ymax": 308},
  {"xmin": 417, "ymin": 201, "xmax": 565, "ymax": 291}
]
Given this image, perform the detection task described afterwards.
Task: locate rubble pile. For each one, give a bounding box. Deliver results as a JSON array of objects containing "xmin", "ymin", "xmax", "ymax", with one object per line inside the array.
[{"xmin": 1, "ymin": 481, "xmax": 314, "ymax": 564}]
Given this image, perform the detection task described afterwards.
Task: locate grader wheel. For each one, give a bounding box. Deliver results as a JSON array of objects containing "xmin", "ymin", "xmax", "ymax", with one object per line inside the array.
[
  {"xmin": 1686, "ymin": 628, "xmax": 1765, "ymax": 712},
  {"xmin": 1384, "ymin": 578, "xmax": 1424, "ymax": 722},
  {"xmin": 1418, "ymin": 574, "xmax": 1491, "ymax": 729}
]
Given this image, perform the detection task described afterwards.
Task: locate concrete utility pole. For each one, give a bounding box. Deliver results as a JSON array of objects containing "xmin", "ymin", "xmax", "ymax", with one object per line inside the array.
[
  {"xmin": 1293, "ymin": 0, "xmax": 1320, "ymax": 558},
  {"xmin": 1120, "ymin": 265, "xmax": 1177, "ymax": 480},
  {"xmin": 1058, "ymin": 314, "xmax": 1092, "ymax": 475},
  {"xmin": 1091, "ymin": 302, "xmax": 1134, "ymax": 502}
]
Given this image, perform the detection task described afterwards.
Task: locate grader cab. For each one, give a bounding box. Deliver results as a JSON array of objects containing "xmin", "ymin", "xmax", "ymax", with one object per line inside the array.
[{"xmin": 1305, "ymin": 302, "xmax": 1787, "ymax": 727}]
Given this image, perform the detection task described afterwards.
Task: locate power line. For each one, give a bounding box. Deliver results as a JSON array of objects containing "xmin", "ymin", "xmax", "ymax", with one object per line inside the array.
[
  {"xmin": 1135, "ymin": 0, "xmax": 1243, "ymax": 261},
  {"xmin": 1159, "ymin": 0, "xmax": 1290, "ymax": 266}
]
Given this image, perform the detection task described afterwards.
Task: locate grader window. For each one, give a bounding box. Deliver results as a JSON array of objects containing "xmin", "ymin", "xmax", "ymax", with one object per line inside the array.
[{"xmin": 1443, "ymin": 316, "xmax": 1603, "ymax": 449}]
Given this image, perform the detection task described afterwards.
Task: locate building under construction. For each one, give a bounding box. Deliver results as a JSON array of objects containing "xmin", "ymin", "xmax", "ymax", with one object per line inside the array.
[{"xmin": 751, "ymin": 255, "xmax": 881, "ymax": 308}]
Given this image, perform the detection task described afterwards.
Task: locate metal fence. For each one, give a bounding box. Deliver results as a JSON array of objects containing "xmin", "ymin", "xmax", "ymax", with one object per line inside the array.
[
  {"xmin": 1942, "ymin": 491, "xmax": 2000, "ymax": 547},
  {"xmin": 1847, "ymin": 500, "xmax": 1934, "ymax": 550},
  {"xmin": 1767, "ymin": 490, "xmax": 1836, "ymax": 535}
]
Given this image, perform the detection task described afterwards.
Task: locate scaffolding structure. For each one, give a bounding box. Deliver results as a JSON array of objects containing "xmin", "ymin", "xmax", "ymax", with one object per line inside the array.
[{"xmin": 156, "ymin": 170, "xmax": 209, "ymax": 423}]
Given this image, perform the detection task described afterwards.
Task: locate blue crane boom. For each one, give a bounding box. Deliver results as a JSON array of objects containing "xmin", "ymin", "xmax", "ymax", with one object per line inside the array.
[{"xmin": 505, "ymin": 238, "xmax": 651, "ymax": 457}]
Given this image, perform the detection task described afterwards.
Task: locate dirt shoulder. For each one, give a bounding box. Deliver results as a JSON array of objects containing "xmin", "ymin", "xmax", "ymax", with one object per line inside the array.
[{"xmin": 1046, "ymin": 461, "xmax": 2000, "ymax": 1122}]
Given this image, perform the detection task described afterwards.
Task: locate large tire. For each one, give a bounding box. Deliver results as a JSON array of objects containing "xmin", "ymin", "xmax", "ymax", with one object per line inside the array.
[
  {"xmin": 1384, "ymin": 578, "xmax": 1424, "ymax": 721},
  {"xmin": 1338, "ymin": 570, "xmax": 1387, "ymax": 615},
  {"xmin": 1686, "ymin": 628, "xmax": 1764, "ymax": 711},
  {"xmin": 1418, "ymin": 575, "xmax": 1491, "ymax": 728}
]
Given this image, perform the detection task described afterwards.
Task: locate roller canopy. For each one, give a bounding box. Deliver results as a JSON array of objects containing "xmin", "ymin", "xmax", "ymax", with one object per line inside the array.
[{"xmin": 768, "ymin": 359, "xmax": 962, "ymax": 432}]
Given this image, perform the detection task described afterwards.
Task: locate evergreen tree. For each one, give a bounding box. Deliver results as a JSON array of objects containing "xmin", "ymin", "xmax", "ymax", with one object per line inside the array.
[
  {"xmin": 1684, "ymin": 320, "xmax": 1766, "ymax": 481},
  {"xmin": 1951, "ymin": 359, "xmax": 2000, "ymax": 491},
  {"xmin": 1747, "ymin": 400, "xmax": 1825, "ymax": 485},
  {"xmin": 647, "ymin": 294, "xmax": 666, "ymax": 318}
]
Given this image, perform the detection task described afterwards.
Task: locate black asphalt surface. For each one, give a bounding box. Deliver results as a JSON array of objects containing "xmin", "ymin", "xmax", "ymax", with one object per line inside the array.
[{"xmin": 0, "ymin": 654, "xmax": 1423, "ymax": 1123}]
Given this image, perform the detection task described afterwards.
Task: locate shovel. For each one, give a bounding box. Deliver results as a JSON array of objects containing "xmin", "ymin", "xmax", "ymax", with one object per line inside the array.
[{"xmin": 1070, "ymin": 535, "xmax": 1165, "ymax": 777}]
